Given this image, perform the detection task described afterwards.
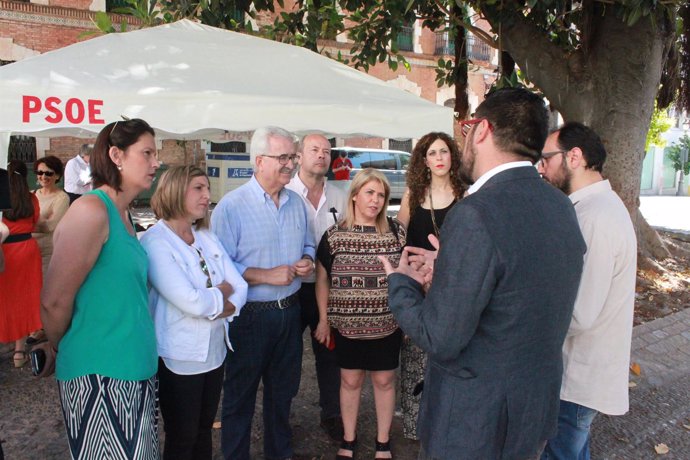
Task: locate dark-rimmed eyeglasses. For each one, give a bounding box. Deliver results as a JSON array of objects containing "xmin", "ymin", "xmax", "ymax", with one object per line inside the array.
[
  {"xmin": 194, "ymin": 247, "xmax": 213, "ymax": 288},
  {"xmin": 36, "ymin": 171, "xmax": 55, "ymax": 177},
  {"xmin": 458, "ymin": 118, "xmax": 489, "ymax": 137},
  {"xmin": 538, "ymin": 150, "xmax": 567, "ymax": 167},
  {"xmin": 261, "ymin": 153, "xmax": 298, "ymax": 165}
]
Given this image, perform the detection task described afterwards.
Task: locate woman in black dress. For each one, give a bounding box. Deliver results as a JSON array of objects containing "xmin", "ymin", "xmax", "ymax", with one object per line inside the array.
[{"xmin": 396, "ymin": 132, "xmax": 465, "ymax": 440}]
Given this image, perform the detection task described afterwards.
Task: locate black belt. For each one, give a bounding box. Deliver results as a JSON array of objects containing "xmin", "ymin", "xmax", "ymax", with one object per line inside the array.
[
  {"xmin": 3, "ymin": 233, "xmax": 31, "ymax": 244},
  {"xmin": 244, "ymin": 293, "xmax": 298, "ymax": 312}
]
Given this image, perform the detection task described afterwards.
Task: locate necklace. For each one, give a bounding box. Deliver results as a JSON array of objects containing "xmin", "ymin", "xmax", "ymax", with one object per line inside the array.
[{"xmin": 428, "ymin": 189, "xmax": 440, "ymax": 237}]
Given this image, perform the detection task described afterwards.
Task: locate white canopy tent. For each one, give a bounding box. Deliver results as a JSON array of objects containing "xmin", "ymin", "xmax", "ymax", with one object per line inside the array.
[{"xmin": 0, "ymin": 19, "xmax": 454, "ymax": 167}]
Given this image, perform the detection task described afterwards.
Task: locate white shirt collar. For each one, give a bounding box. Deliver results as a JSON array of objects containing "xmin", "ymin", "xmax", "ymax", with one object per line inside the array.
[{"xmin": 467, "ymin": 161, "xmax": 534, "ymax": 195}]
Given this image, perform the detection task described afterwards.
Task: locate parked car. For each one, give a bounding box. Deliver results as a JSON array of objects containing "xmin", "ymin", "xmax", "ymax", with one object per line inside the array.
[{"xmin": 327, "ymin": 147, "xmax": 411, "ymax": 200}]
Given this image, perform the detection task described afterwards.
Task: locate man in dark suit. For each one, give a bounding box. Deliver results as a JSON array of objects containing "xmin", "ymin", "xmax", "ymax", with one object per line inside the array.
[{"xmin": 380, "ymin": 88, "xmax": 586, "ymax": 459}]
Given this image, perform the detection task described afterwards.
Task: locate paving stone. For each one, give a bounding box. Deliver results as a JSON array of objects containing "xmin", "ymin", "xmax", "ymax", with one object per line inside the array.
[{"xmin": 652, "ymin": 329, "xmax": 670, "ymax": 340}]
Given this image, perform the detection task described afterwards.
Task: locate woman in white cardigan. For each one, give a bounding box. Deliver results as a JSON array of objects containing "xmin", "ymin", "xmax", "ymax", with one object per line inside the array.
[{"xmin": 140, "ymin": 165, "xmax": 247, "ymax": 460}]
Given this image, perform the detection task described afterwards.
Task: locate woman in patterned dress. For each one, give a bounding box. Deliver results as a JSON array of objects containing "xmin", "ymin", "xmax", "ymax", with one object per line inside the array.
[
  {"xmin": 315, "ymin": 168, "xmax": 405, "ymax": 460},
  {"xmin": 396, "ymin": 132, "xmax": 465, "ymax": 440}
]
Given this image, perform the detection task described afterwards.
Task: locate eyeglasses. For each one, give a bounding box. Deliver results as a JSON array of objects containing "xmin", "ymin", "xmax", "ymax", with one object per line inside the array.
[
  {"xmin": 538, "ymin": 150, "xmax": 567, "ymax": 167},
  {"xmin": 458, "ymin": 118, "xmax": 489, "ymax": 137},
  {"xmin": 36, "ymin": 171, "xmax": 55, "ymax": 177},
  {"xmin": 194, "ymin": 247, "xmax": 213, "ymax": 288},
  {"xmin": 261, "ymin": 153, "xmax": 298, "ymax": 165}
]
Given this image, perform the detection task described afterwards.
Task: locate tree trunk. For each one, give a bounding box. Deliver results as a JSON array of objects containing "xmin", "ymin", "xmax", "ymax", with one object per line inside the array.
[
  {"xmin": 495, "ymin": 10, "xmax": 674, "ymax": 258},
  {"xmin": 453, "ymin": 4, "xmax": 469, "ymax": 120}
]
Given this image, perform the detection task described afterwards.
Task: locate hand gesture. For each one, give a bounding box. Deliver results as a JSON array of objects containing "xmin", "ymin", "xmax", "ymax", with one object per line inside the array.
[
  {"xmin": 313, "ymin": 319, "xmax": 331, "ymax": 347},
  {"xmin": 378, "ymin": 247, "xmax": 426, "ymax": 287},
  {"xmin": 294, "ymin": 258, "xmax": 315, "ymax": 277},
  {"xmin": 267, "ymin": 265, "xmax": 297, "ymax": 285}
]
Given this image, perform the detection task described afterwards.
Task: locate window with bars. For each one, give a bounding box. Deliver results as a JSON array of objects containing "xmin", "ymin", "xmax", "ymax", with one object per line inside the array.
[
  {"xmin": 389, "ymin": 139, "xmax": 412, "ymax": 153},
  {"xmin": 210, "ymin": 141, "xmax": 246, "ymax": 153}
]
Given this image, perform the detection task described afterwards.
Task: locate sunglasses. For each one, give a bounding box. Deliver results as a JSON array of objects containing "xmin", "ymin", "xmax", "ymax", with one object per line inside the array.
[
  {"xmin": 458, "ymin": 118, "xmax": 489, "ymax": 137},
  {"xmin": 36, "ymin": 170, "xmax": 55, "ymax": 177},
  {"xmin": 194, "ymin": 247, "xmax": 213, "ymax": 288}
]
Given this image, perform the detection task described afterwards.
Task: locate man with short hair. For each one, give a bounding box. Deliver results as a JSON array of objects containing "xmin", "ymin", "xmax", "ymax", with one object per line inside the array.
[
  {"xmin": 380, "ymin": 88, "xmax": 586, "ymax": 459},
  {"xmin": 331, "ymin": 150, "xmax": 352, "ymax": 180},
  {"xmin": 64, "ymin": 144, "xmax": 92, "ymax": 204},
  {"xmin": 286, "ymin": 134, "xmax": 346, "ymax": 440},
  {"xmin": 212, "ymin": 126, "xmax": 315, "ymax": 460},
  {"xmin": 538, "ymin": 122, "xmax": 637, "ymax": 460}
]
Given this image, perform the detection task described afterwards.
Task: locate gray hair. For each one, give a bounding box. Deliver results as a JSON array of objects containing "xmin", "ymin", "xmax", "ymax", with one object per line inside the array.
[
  {"xmin": 79, "ymin": 144, "xmax": 92, "ymax": 158},
  {"xmin": 250, "ymin": 127, "xmax": 295, "ymax": 170}
]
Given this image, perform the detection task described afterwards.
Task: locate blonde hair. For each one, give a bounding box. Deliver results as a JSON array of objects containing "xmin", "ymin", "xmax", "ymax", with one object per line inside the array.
[
  {"xmin": 343, "ymin": 168, "xmax": 390, "ymax": 233},
  {"xmin": 151, "ymin": 165, "xmax": 210, "ymax": 229}
]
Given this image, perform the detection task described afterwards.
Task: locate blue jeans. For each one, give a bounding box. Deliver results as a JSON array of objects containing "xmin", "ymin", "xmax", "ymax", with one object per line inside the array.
[
  {"xmin": 221, "ymin": 302, "xmax": 303, "ymax": 460},
  {"xmin": 541, "ymin": 400, "xmax": 598, "ymax": 460},
  {"xmin": 298, "ymin": 283, "xmax": 341, "ymax": 421}
]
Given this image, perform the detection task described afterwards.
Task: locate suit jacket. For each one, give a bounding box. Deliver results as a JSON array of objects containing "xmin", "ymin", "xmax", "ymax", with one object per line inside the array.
[{"xmin": 389, "ymin": 166, "xmax": 586, "ymax": 459}]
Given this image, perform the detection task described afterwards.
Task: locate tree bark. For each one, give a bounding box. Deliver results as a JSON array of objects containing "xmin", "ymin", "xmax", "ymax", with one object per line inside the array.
[
  {"xmin": 453, "ymin": 3, "xmax": 469, "ymax": 119},
  {"xmin": 485, "ymin": 8, "xmax": 674, "ymax": 258}
]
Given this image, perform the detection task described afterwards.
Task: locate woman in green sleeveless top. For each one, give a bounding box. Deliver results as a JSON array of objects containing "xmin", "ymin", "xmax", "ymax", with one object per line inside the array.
[{"xmin": 41, "ymin": 119, "xmax": 161, "ymax": 460}]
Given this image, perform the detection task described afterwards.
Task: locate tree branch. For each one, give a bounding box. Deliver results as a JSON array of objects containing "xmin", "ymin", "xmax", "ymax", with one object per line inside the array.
[
  {"xmin": 432, "ymin": 0, "xmax": 496, "ymax": 47},
  {"xmin": 481, "ymin": 6, "xmax": 581, "ymax": 115}
]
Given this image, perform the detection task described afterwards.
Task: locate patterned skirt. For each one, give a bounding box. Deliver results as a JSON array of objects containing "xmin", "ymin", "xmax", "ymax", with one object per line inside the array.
[
  {"xmin": 400, "ymin": 336, "xmax": 428, "ymax": 440},
  {"xmin": 58, "ymin": 374, "xmax": 159, "ymax": 460}
]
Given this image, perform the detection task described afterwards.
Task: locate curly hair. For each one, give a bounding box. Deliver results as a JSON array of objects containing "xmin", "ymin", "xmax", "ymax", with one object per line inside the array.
[{"xmin": 406, "ymin": 132, "xmax": 465, "ymax": 219}]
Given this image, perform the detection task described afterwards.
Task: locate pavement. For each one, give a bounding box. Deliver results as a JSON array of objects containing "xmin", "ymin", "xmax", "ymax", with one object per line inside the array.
[{"xmin": 1, "ymin": 196, "xmax": 688, "ymax": 459}]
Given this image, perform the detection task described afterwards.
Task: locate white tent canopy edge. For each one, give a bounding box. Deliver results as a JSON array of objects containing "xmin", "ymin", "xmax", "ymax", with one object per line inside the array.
[{"xmin": 0, "ymin": 19, "xmax": 454, "ymax": 168}]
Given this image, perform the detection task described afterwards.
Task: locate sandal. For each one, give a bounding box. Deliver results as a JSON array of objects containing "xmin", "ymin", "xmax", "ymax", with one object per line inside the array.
[
  {"xmin": 374, "ymin": 439, "xmax": 393, "ymax": 460},
  {"xmin": 335, "ymin": 436, "xmax": 357, "ymax": 459},
  {"xmin": 13, "ymin": 350, "xmax": 28, "ymax": 368}
]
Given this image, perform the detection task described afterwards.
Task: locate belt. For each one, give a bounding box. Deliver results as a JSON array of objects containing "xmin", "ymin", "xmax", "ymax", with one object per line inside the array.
[
  {"xmin": 244, "ymin": 293, "xmax": 298, "ymax": 312},
  {"xmin": 3, "ymin": 233, "xmax": 31, "ymax": 244}
]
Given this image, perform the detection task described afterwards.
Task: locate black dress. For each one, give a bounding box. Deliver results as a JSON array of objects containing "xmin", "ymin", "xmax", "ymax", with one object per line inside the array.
[{"xmin": 400, "ymin": 202, "xmax": 454, "ymax": 440}]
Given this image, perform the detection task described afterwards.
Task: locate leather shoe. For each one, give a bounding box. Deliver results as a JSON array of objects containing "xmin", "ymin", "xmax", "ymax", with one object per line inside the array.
[{"xmin": 320, "ymin": 416, "xmax": 344, "ymax": 441}]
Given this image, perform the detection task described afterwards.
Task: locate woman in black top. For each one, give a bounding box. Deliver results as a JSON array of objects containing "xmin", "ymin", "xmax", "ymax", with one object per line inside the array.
[{"xmin": 396, "ymin": 132, "xmax": 465, "ymax": 440}]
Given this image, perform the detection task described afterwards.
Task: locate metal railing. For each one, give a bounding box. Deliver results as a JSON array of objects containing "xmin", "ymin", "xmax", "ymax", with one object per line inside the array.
[
  {"xmin": 434, "ymin": 31, "xmax": 454, "ymax": 55},
  {"xmin": 467, "ymin": 35, "xmax": 492, "ymax": 61},
  {"xmin": 434, "ymin": 32, "xmax": 493, "ymax": 62},
  {"xmin": 396, "ymin": 26, "xmax": 414, "ymax": 52}
]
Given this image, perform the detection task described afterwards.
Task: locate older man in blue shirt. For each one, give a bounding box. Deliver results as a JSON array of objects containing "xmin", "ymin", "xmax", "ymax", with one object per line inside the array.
[{"xmin": 212, "ymin": 126, "xmax": 315, "ymax": 460}]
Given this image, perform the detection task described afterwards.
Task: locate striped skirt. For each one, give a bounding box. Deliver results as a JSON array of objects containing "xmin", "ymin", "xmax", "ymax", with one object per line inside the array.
[{"xmin": 58, "ymin": 374, "xmax": 159, "ymax": 460}]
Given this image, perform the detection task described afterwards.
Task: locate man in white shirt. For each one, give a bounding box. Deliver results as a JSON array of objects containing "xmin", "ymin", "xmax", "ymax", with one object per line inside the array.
[
  {"xmin": 538, "ymin": 122, "xmax": 637, "ymax": 460},
  {"xmin": 286, "ymin": 134, "xmax": 347, "ymax": 440},
  {"xmin": 64, "ymin": 144, "xmax": 92, "ymax": 204}
]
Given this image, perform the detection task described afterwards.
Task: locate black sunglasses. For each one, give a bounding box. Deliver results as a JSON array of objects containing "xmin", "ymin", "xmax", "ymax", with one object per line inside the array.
[{"xmin": 36, "ymin": 171, "xmax": 55, "ymax": 177}]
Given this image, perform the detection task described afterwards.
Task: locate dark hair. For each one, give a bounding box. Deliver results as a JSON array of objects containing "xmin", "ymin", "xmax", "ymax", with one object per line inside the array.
[
  {"xmin": 555, "ymin": 122, "xmax": 607, "ymax": 172},
  {"xmin": 407, "ymin": 132, "xmax": 465, "ymax": 218},
  {"xmin": 6, "ymin": 160, "xmax": 34, "ymax": 221},
  {"xmin": 34, "ymin": 155, "xmax": 65, "ymax": 183},
  {"xmin": 91, "ymin": 118, "xmax": 155, "ymax": 191},
  {"xmin": 475, "ymin": 88, "xmax": 549, "ymax": 163}
]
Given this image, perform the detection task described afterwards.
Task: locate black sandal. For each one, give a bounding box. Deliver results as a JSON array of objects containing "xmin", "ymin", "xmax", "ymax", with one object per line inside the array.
[
  {"xmin": 374, "ymin": 439, "xmax": 392, "ymax": 460},
  {"xmin": 335, "ymin": 436, "xmax": 357, "ymax": 459}
]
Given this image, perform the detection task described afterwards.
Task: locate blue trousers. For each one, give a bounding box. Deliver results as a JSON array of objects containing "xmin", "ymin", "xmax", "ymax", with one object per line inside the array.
[
  {"xmin": 541, "ymin": 400, "xmax": 598, "ymax": 460},
  {"xmin": 221, "ymin": 302, "xmax": 303, "ymax": 460},
  {"xmin": 298, "ymin": 283, "xmax": 341, "ymax": 421}
]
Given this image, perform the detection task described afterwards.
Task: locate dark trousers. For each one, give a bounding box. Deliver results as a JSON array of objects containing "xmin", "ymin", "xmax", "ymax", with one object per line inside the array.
[
  {"xmin": 66, "ymin": 192, "xmax": 82, "ymax": 205},
  {"xmin": 158, "ymin": 358, "xmax": 225, "ymax": 460},
  {"xmin": 221, "ymin": 302, "xmax": 303, "ymax": 460},
  {"xmin": 298, "ymin": 282, "xmax": 341, "ymax": 421}
]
